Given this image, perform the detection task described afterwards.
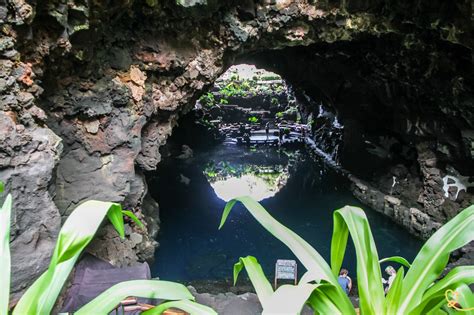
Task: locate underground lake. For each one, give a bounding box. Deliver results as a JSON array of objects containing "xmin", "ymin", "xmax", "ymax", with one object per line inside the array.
[{"xmin": 147, "ymin": 140, "xmax": 424, "ymax": 284}]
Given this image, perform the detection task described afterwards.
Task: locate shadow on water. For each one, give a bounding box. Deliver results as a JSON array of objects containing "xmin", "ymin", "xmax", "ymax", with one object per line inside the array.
[{"xmin": 147, "ymin": 142, "xmax": 423, "ymax": 285}]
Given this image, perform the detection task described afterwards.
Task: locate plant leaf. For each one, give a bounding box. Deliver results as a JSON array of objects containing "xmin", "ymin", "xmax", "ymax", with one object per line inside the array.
[
  {"xmin": 379, "ymin": 256, "xmax": 411, "ymax": 268},
  {"xmin": 0, "ymin": 181, "xmax": 4, "ymax": 193},
  {"xmin": 299, "ymin": 271, "xmax": 318, "ymax": 284},
  {"xmin": 331, "ymin": 206, "xmax": 386, "ymax": 314},
  {"xmin": 398, "ymin": 205, "xmax": 474, "ymax": 314},
  {"xmin": 233, "ymin": 256, "xmax": 273, "ymax": 307},
  {"xmin": 13, "ymin": 201, "xmax": 127, "ymax": 315},
  {"xmin": 263, "ymin": 283, "xmax": 319, "ymax": 315},
  {"xmin": 76, "ymin": 280, "xmax": 195, "ymax": 315},
  {"xmin": 0, "ymin": 194, "xmax": 12, "ymax": 315},
  {"xmin": 122, "ymin": 210, "xmax": 145, "ymax": 228},
  {"xmin": 306, "ymin": 283, "xmax": 343, "ymax": 315},
  {"xmin": 423, "ymin": 266, "xmax": 474, "ymax": 302},
  {"xmin": 143, "ymin": 299, "xmax": 217, "ymax": 315},
  {"xmin": 455, "ymin": 283, "xmax": 474, "ymax": 315},
  {"xmin": 219, "ymin": 196, "xmax": 355, "ymax": 314},
  {"xmin": 386, "ymin": 267, "xmax": 404, "ymax": 313},
  {"xmin": 412, "ymin": 266, "xmax": 474, "ymax": 314}
]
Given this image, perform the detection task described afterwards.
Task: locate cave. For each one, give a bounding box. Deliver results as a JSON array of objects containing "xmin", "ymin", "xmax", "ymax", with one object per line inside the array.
[
  {"xmin": 145, "ymin": 64, "xmax": 423, "ymax": 286},
  {"xmin": 0, "ymin": 0, "xmax": 473, "ymax": 313}
]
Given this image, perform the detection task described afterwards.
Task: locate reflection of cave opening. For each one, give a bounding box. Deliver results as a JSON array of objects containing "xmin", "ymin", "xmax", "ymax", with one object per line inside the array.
[{"xmin": 145, "ymin": 63, "xmax": 423, "ymax": 288}]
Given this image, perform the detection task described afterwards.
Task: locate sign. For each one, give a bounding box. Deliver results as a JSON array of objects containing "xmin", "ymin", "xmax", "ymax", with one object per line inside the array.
[{"xmin": 275, "ymin": 259, "xmax": 297, "ymax": 287}]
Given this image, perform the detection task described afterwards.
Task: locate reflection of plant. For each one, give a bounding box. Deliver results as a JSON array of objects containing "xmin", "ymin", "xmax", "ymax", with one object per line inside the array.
[
  {"xmin": 0, "ymin": 183, "xmax": 216, "ymax": 314},
  {"xmin": 204, "ymin": 162, "xmax": 285, "ymax": 184},
  {"xmin": 248, "ymin": 116, "xmax": 259, "ymax": 124},
  {"xmin": 275, "ymin": 85, "xmax": 285, "ymax": 93},
  {"xmin": 260, "ymin": 74, "xmax": 281, "ymax": 81},
  {"xmin": 219, "ymin": 196, "xmax": 474, "ymax": 315},
  {"xmin": 255, "ymin": 171, "xmax": 283, "ymax": 187}
]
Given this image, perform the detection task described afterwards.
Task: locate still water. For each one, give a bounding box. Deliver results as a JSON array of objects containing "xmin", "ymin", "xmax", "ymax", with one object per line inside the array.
[{"xmin": 148, "ymin": 142, "xmax": 423, "ymax": 282}]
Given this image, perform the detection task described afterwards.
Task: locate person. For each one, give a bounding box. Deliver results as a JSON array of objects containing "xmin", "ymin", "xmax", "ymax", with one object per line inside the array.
[
  {"xmin": 338, "ymin": 268, "xmax": 352, "ymax": 295},
  {"xmin": 265, "ymin": 122, "xmax": 270, "ymax": 140},
  {"xmin": 239, "ymin": 124, "xmax": 246, "ymax": 137},
  {"xmin": 243, "ymin": 132, "xmax": 250, "ymax": 145},
  {"xmin": 382, "ymin": 265, "xmax": 397, "ymax": 294}
]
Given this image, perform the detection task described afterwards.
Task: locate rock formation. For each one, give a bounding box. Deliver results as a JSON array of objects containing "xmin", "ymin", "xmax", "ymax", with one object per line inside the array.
[{"xmin": 0, "ymin": 0, "xmax": 472, "ymax": 293}]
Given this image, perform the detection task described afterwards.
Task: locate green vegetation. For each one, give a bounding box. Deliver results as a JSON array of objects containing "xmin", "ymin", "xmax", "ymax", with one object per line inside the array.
[
  {"xmin": 270, "ymin": 97, "xmax": 279, "ymax": 106},
  {"xmin": 219, "ymin": 196, "xmax": 474, "ymax": 315},
  {"xmin": 220, "ymin": 98, "xmax": 229, "ymax": 105},
  {"xmin": 0, "ymin": 184, "xmax": 216, "ymax": 315},
  {"xmin": 199, "ymin": 92, "xmax": 216, "ymax": 107},
  {"xmin": 275, "ymin": 111, "xmax": 284, "ymax": 119},
  {"xmin": 274, "ymin": 85, "xmax": 285, "ymax": 93},
  {"xmin": 248, "ymin": 116, "xmax": 259, "ymax": 124},
  {"xmin": 204, "ymin": 162, "xmax": 285, "ymax": 185},
  {"xmin": 219, "ymin": 81, "xmax": 250, "ymax": 98},
  {"xmin": 260, "ymin": 74, "xmax": 281, "ymax": 81}
]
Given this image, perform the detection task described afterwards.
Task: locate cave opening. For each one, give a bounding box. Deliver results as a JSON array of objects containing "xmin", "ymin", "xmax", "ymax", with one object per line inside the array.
[{"xmin": 145, "ymin": 63, "xmax": 423, "ymax": 288}]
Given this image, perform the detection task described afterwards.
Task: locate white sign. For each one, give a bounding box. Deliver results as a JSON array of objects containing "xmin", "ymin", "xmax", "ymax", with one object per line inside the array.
[{"xmin": 275, "ymin": 259, "xmax": 297, "ymax": 280}]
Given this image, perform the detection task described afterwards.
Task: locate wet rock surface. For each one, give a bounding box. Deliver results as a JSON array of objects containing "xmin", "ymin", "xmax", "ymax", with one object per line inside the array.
[{"xmin": 0, "ymin": 0, "xmax": 472, "ymax": 294}]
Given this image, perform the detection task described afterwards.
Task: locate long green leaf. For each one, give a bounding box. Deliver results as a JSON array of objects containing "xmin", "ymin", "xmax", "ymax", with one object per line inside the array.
[
  {"xmin": 386, "ymin": 267, "xmax": 404, "ymax": 313},
  {"xmin": 122, "ymin": 210, "xmax": 145, "ymax": 228},
  {"xmin": 263, "ymin": 283, "xmax": 319, "ymax": 315},
  {"xmin": 423, "ymin": 266, "xmax": 474, "ymax": 302},
  {"xmin": 331, "ymin": 206, "xmax": 386, "ymax": 314},
  {"xmin": 299, "ymin": 271, "xmax": 318, "ymax": 284},
  {"xmin": 13, "ymin": 200, "xmax": 127, "ymax": 315},
  {"xmin": 412, "ymin": 266, "xmax": 474, "ymax": 314},
  {"xmin": 0, "ymin": 181, "xmax": 4, "ymax": 193},
  {"xmin": 76, "ymin": 280, "xmax": 195, "ymax": 315},
  {"xmin": 455, "ymin": 283, "xmax": 474, "ymax": 315},
  {"xmin": 143, "ymin": 300, "xmax": 217, "ymax": 315},
  {"xmin": 398, "ymin": 205, "xmax": 474, "ymax": 314},
  {"xmin": 0, "ymin": 194, "xmax": 12, "ymax": 315},
  {"xmin": 379, "ymin": 256, "xmax": 411, "ymax": 268},
  {"xmin": 233, "ymin": 256, "xmax": 273, "ymax": 306},
  {"xmin": 220, "ymin": 196, "xmax": 355, "ymax": 314},
  {"xmin": 306, "ymin": 282, "xmax": 343, "ymax": 314}
]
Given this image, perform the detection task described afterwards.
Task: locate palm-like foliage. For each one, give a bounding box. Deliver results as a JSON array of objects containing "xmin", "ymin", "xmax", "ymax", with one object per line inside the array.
[
  {"xmin": 220, "ymin": 196, "xmax": 474, "ymax": 314},
  {"xmin": 0, "ymin": 186, "xmax": 215, "ymax": 315}
]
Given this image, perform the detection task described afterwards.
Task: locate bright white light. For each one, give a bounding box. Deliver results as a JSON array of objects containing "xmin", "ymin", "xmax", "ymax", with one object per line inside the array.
[
  {"xmin": 210, "ymin": 174, "xmax": 279, "ymax": 202},
  {"xmin": 221, "ymin": 64, "xmax": 281, "ymax": 81}
]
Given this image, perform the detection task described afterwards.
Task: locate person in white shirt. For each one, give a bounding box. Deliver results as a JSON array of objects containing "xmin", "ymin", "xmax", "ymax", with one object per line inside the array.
[{"xmin": 382, "ymin": 265, "xmax": 397, "ymax": 294}]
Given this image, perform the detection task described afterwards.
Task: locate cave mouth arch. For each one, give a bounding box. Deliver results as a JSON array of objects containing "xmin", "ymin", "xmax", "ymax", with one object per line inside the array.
[{"xmin": 143, "ymin": 62, "xmax": 424, "ymax": 286}]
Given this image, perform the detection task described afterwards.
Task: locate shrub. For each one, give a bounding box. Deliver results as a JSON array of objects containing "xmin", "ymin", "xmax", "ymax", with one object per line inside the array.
[
  {"xmin": 220, "ymin": 98, "xmax": 229, "ymax": 105},
  {"xmin": 219, "ymin": 196, "xmax": 474, "ymax": 314},
  {"xmin": 199, "ymin": 92, "xmax": 216, "ymax": 107},
  {"xmin": 248, "ymin": 116, "xmax": 259, "ymax": 124}
]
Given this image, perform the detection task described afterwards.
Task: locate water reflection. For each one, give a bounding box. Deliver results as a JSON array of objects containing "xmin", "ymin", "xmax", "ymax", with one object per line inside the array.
[
  {"xmin": 204, "ymin": 162, "xmax": 289, "ymax": 201},
  {"xmin": 150, "ymin": 145, "xmax": 423, "ymax": 282}
]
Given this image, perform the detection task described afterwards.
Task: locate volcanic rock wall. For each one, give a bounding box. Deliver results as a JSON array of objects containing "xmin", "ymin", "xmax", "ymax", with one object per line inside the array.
[{"xmin": 0, "ymin": 0, "xmax": 472, "ymax": 293}]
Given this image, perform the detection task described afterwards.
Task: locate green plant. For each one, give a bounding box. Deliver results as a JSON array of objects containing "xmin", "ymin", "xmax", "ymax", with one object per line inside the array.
[
  {"xmin": 275, "ymin": 85, "xmax": 285, "ymax": 93},
  {"xmin": 0, "ymin": 186, "xmax": 215, "ymax": 315},
  {"xmin": 275, "ymin": 111, "xmax": 284, "ymax": 119},
  {"xmin": 199, "ymin": 92, "xmax": 216, "ymax": 107},
  {"xmin": 219, "ymin": 196, "xmax": 474, "ymax": 315},
  {"xmin": 220, "ymin": 98, "xmax": 229, "ymax": 105},
  {"xmin": 270, "ymin": 97, "xmax": 279, "ymax": 106},
  {"xmin": 248, "ymin": 116, "xmax": 259, "ymax": 124}
]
